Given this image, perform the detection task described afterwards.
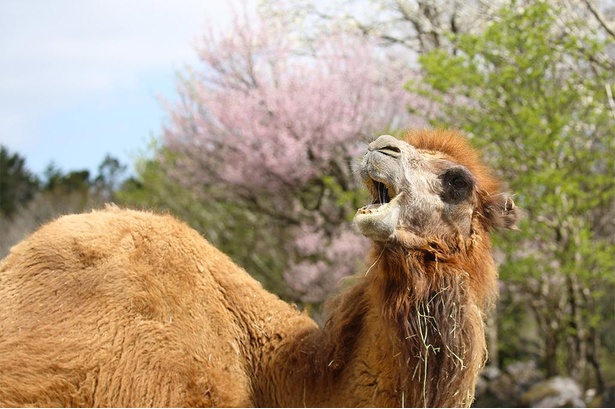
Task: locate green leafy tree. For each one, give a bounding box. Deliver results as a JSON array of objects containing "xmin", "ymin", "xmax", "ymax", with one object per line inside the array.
[
  {"xmin": 1, "ymin": 155, "xmax": 130, "ymax": 258},
  {"xmin": 419, "ymin": 0, "xmax": 614, "ymax": 390},
  {"xmin": 0, "ymin": 146, "xmax": 39, "ymax": 218}
]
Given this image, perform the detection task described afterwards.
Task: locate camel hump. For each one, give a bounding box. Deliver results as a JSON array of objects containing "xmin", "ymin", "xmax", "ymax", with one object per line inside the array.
[
  {"xmin": 5, "ymin": 207, "xmax": 225, "ymax": 281},
  {"xmin": 0, "ymin": 207, "xmax": 256, "ymax": 407}
]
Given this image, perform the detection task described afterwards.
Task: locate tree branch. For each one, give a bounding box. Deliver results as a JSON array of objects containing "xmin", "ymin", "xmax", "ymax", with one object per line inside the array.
[{"xmin": 581, "ymin": 0, "xmax": 615, "ymax": 40}]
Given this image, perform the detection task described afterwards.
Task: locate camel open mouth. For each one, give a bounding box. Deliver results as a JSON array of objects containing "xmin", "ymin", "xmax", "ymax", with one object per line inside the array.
[
  {"xmin": 357, "ymin": 179, "xmax": 398, "ymax": 215},
  {"xmin": 354, "ymin": 178, "xmax": 402, "ymax": 241}
]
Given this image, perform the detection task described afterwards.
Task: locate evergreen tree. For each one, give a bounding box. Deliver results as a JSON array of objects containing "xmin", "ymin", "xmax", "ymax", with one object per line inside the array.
[{"xmin": 0, "ymin": 146, "xmax": 39, "ymax": 219}]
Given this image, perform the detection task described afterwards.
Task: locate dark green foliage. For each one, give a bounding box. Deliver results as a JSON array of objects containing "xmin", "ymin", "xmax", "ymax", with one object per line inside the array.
[
  {"xmin": 0, "ymin": 153, "xmax": 130, "ymax": 258},
  {"xmin": 43, "ymin": 163, "xmax": 90, "ymax": 194},
  {"xmin": 0, "ymin": 146, "xmax": 39, "ymax": 218}
]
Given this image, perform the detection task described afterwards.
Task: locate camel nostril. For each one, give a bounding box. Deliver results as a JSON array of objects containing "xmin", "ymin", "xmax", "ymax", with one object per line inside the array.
[
  {"xmin": 368, "ymin": 135, "xmax": 402, "ymax": 158},
  {"xmin": 377, "ymin": 146, "xmax": 401, "ymax": 158}
]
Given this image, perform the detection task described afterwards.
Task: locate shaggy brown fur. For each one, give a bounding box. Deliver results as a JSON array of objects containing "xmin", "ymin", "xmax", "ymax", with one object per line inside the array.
[{"xmin": 0, "ymin": 129, "xmax": 517, "ymax": 407}]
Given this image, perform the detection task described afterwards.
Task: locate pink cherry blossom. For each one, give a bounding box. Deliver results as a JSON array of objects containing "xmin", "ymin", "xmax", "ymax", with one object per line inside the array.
[{"xmin": 162, "ymin": 6, "xmax": 426, "ymax": 302}]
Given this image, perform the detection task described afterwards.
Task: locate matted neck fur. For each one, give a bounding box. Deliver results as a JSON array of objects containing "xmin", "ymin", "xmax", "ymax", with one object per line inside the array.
[
  {"xmin": 348, "ymin": 129, "xmax": 518, "ymax": 406},
  {"xmin": 0, "ymin": 129, "xmax": 518, "ymax": 408}
]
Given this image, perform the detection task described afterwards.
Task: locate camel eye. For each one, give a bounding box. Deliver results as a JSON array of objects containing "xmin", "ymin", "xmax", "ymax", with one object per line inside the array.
[{"xmin": 439, "ymin": 168, "xmax": 474, "ymax": 204}]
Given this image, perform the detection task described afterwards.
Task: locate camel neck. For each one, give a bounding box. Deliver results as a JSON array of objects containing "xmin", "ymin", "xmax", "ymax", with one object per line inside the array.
[{"xmin": 252, "ymin": 246, "xmax": 490, "ymax": 407}]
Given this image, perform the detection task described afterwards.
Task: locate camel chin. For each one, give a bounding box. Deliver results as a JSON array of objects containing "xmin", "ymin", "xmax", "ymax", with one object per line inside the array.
[{"xmin": 354, "ymin": 193, "xmax": 402, "ymax": 241}]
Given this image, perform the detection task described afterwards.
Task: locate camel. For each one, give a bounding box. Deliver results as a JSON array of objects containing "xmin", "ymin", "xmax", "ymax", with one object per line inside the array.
[{"xmin": 0, "ymin": 129, "xmax": 518, "ymax": 407}]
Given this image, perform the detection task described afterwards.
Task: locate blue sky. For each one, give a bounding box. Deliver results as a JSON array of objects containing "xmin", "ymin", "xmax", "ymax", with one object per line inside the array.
[{"xmin": 0, "ymin": 0, "xmax": 239, "ymax": 177}]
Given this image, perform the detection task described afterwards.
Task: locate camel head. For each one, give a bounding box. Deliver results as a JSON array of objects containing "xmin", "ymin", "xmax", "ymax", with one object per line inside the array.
[{"xmin": 355, "ymin": 130, "xmax": 518, "ymax": 248}]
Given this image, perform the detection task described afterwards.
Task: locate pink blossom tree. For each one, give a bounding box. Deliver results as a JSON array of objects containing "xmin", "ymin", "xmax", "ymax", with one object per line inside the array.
[{"xmin": 163, "ymin": 6, "xmax": 424, "ymax": 303}]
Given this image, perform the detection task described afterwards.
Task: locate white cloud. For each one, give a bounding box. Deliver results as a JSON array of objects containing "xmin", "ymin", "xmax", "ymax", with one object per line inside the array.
[
  {"xmin": 0, "ymin": 0, "xmax": 242, "ymax": 172},
  {"xmin": 0, "ymin": 0, "xmax": 232, "ymax": 98}
]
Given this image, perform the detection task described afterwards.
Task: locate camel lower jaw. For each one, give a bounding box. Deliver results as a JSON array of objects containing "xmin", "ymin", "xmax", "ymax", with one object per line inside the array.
[{"xmin": 354, "ymin": 194, "xmax": 402, "ymax": 241}]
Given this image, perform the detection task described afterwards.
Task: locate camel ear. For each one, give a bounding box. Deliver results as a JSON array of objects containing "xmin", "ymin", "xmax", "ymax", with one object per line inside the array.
[{"xmin": 482, "ymin": 193, "xmax": 519, "ymax": 230}]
